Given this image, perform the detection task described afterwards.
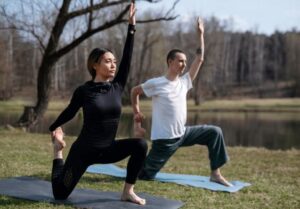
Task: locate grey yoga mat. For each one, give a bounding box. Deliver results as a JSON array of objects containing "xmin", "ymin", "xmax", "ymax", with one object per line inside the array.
[{"xmin": 0, "ymin": 176, "xmax": 184, "ymax": 209}]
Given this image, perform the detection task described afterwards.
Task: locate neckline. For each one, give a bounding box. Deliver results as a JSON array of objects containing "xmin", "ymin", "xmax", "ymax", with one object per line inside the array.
[{"xmin": 164, "ymin": 75, "xmax": 179, "ymax": 82}]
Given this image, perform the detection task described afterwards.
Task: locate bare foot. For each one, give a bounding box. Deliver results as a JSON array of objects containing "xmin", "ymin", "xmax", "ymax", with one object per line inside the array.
[
  {"xmin": 52, "ymin": 127, "xmax": 66, "ymax": 152},
  {"xmin": 210, "ymin": 174, "xmax": 233, "ymax": 187},
  {"xmin": 121, "ymin": 192, "xmax": 146, "ymax": 205}
]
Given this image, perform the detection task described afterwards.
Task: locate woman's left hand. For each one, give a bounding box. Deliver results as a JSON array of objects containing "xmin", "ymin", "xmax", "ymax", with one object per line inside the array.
[{"xmin": 129, "ymin": 1, "xmax": 136, "ymax": 25}]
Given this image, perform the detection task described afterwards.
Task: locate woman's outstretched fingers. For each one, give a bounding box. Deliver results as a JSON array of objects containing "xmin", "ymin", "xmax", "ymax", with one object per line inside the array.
[
  {"xmin": 129, "ymin": 1, "xmax": 136, "ymax": 25},
  {"xmin": 197, "ymin": 17, "xmax": 204, "ymax": 34}
]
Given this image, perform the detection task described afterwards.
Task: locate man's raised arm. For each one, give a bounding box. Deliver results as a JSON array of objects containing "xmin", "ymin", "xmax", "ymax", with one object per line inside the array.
[{"xmin": 189, "ymin": 17, "xmax": 205, "ymax": 81}]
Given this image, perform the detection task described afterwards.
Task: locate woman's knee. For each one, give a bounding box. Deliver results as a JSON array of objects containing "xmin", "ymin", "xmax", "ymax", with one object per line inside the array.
[
  {"xmin": 53, "ymin": 193, "xmax": 68, "ymax": 200},
  {"xmin": 53, "ymin": 188, "xmax": 69, "ymax": 200}
]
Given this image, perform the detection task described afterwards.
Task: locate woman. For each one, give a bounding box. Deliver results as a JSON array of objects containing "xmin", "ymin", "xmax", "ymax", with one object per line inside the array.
[{"xmin": 49, "ymin": 2, "xmax": 147, "ymax": 205}]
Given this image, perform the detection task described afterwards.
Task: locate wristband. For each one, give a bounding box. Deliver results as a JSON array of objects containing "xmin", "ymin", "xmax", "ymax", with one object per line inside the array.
[{"xmin": 196, "ymin": 47, "xmax": 202, "ymax": 55}]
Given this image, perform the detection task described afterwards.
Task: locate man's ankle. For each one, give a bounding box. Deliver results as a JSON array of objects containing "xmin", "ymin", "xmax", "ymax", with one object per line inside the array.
[{"xmin": 138, "ymin": 170, "xmax": 155, "ymax": 181}]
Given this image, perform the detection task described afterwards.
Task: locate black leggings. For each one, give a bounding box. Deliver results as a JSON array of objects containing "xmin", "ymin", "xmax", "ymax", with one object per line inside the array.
[{"xmin": 51, "ymin": 138, "xmax": 148, "ymax": 200}]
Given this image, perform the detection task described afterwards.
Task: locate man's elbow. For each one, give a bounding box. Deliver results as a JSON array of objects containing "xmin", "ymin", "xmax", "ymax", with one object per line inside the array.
[
  {"xmin": 131, "ymin": 86, "xmax": 141, "ymax": 97},
  {"xmin": 131, "ymin": 86, "xmax": 137, "ymax": 96}
]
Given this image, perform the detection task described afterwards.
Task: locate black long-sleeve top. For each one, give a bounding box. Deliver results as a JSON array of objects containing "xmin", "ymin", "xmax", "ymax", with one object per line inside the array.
[{"xmin": 49, "ymin": 24, "xmax": 135, "ymax": 148}]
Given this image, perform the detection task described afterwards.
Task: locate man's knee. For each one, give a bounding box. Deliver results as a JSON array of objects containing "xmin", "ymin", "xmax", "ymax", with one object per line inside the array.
[{"xmin": 209, "ymin": 125, "xmax": 223, "ymax": 137}]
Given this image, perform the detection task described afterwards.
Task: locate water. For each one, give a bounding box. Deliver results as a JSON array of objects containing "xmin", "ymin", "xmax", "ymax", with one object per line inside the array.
[{"xmin": 1, "ymin": 111, "xmax": 300, "ymax": 150}]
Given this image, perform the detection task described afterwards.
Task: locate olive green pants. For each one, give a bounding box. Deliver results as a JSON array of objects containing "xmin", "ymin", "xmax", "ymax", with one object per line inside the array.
[{"xmin": 139, "ymin": 125, "xmax": 229, "ymax": 180}]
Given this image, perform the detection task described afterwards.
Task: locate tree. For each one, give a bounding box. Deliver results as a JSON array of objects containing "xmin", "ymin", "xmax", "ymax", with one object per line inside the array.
[{"xmin": 0, "ymin": 0, "xmax": 179, "ymax": 128}]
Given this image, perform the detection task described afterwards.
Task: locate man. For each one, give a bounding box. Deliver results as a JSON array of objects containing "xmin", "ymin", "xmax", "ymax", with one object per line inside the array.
[{"xmin": 131, "ymin": 17, "xmax": 232, "ymax": 186}]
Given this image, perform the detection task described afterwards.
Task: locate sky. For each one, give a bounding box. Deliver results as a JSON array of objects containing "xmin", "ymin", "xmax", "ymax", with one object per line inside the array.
[{"xmin": 139, "ymin": 0, "xmax": 300, "ymax": 35}]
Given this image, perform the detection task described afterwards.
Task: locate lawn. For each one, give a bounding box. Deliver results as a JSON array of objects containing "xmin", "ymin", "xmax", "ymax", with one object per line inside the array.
[{"xmin": 0, "ymin": 128, "xmax": 299, "ymax": 209}]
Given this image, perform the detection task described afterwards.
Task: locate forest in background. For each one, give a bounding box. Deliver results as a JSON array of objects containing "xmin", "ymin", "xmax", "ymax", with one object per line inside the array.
[{"xmin": 0, "ymin": 4, "xmax": 299, "ymax": 106}]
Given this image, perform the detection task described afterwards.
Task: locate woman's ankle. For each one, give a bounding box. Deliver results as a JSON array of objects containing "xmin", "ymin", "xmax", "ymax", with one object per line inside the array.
[{"xmin": 53, "ymin": 149, "xmax": 63, "ymax": 159}]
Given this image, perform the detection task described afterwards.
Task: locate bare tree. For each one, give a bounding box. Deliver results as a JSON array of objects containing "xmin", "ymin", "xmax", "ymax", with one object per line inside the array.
[
  {"xmin": 0, "ymin": 0, "xmax": 179, "ymax": 128},
  {"xmin": 0, "ymin": 29, "xmax": 14, "ymax": 100}
]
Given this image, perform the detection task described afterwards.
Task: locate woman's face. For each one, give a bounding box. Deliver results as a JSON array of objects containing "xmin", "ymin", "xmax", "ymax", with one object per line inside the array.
[{"xmin": 94, "ymin": 52, "xmax": 117, "ymax": 80}]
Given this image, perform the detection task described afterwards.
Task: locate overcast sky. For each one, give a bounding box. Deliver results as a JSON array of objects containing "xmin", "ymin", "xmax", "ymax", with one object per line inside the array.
[{"xmin": 139, "ymin": 0, "xmax": 300, "ymax": 35}]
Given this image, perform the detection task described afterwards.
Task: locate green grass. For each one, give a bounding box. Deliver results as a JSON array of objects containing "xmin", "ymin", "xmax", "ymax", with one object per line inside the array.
[{"xmin": 0, "ymin": 128, "xmax": 299, "ymax": 209}]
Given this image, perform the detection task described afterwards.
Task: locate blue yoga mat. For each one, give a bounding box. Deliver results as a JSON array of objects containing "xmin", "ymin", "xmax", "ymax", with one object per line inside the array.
[{"xmin": 87, "ymin": 164, "xmax": 251, "ymax": 193}]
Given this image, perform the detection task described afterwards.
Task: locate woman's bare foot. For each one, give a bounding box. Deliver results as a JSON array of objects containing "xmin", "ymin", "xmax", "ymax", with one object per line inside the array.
[
  {"xmin": 121, "ymin": 183, "xmax": 146, "ymax": 205},
  {"xmin": 121, "ymin": 192, "xmax": 146, "ymax": 205},
  {"xmin": 51, "ymin": 127, "xmax": 66, "ymax": 154},
  {"xmin": 210, "ymin": 174, "xmax": 233, "ymax": 187}
]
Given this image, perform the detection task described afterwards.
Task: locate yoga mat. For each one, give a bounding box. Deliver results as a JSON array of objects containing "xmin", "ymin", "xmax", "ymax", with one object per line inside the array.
[
  {"xmin": 87, "ymin": 164, "xmax": 251, "ymax": 193},
  {"xmin": 0, "ymin": 176, "xmax": 184, "ymax": 209}
]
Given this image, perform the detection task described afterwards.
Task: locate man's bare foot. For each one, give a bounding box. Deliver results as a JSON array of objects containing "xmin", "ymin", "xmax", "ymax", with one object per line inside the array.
[
  {"xmin": 52, "ymin": 127, "xmax": 66, "ymax": 152},
  {"xmin": 121, "ymin": 192, "xmax": 146, "ymax": 205},
  {"xmin": 210, "ymin": 174, "xmax": 233, "ymax": 187}
]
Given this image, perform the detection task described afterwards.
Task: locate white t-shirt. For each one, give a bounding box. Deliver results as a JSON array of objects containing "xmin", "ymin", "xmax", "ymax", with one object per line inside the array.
[{"xmin": 141, "ymin": 72, "xmax": 193, "ymax": 140}]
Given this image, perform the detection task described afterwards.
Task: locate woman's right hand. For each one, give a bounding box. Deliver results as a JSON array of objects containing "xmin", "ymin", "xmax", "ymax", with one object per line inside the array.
[{"xmin": 51, "ymin": 127, "xmax": 63, "ymax": 140}]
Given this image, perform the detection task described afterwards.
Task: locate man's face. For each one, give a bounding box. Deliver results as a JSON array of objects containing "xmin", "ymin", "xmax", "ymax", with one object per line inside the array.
[{"xmin": 169, "ymin": 53, "xmax": 187, "ymax": 74}]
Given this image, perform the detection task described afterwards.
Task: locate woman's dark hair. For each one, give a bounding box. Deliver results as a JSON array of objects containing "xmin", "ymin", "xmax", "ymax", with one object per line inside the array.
[
  {"xmin": 87, "ymin": 48, "xmax": 112, "ymax": 79},
  {"xmin": 166, "ymin": 49, "xmax": 184, "ymax": 66}
]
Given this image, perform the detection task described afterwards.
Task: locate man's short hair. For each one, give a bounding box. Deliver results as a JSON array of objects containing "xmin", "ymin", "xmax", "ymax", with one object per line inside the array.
[{"xmin": 166, "ymin": 49, "xmax": 184, "ymax": 66}]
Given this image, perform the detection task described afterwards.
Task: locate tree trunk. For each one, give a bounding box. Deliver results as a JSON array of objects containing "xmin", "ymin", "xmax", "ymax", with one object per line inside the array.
[
  {"xmin": 10, "ymin": 0, "xmax": 177, "ymax": 129},
  {"xmin": 17, "ymin": 58, "xmax": 56, "ymax": 129}
]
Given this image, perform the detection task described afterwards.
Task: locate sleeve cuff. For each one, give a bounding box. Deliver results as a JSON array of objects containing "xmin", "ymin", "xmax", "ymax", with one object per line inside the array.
[{"xmin": 128, "ymin": 24, "xmax": 136, "ymax": 34}]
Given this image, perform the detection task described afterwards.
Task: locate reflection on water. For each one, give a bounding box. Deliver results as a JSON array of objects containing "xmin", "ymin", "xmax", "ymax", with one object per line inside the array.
[{"xmin": 1, "ymin": 111, "xmax": 300, "ymax": 150}]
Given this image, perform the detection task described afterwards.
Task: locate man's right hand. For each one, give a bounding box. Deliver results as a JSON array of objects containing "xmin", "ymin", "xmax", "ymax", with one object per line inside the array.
[
  {"xmin": 134, "ymin": 112, "xmax": 145, "ymax": 123},
  {"xmin": 133, "ymin": 121, "xmax": 146, "ymax": 138}
]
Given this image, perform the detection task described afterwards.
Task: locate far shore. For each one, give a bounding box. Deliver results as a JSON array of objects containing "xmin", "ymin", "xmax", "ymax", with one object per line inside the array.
[{"xmin": 1, "ymin": 98, "xmax": 300, "ymax": 113}]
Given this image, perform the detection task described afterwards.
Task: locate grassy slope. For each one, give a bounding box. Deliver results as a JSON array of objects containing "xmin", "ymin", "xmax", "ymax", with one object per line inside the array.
[{"xmin": 0, "ymin": 129, "xmax": 299, "ymax": 209}]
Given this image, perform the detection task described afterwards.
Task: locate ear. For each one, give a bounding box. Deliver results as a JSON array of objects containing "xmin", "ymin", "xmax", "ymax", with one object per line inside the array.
[
  {"xmin": 167, "ymin": 58, "xmax": 173, "ymax": 66},
  {"xmin": 93, "ymin": 62, "xmax": 98, "ymax": 70}
]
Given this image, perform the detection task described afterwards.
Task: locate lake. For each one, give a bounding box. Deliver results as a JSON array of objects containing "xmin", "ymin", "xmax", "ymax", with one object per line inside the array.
[{"xmin": 1, "ymin": 111, "xmax": 300, "ymax": 150}]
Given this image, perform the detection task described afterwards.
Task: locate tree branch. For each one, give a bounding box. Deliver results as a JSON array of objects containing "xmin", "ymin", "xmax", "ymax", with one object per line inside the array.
[
  {"xmin": 0, "ymin": 25, "xmax": 46, "ymax": 51},
  {"xmin": 87, "ymin": 0, "xmax": 94, "ymax": 30},
  {"xmin": 165, "ymin": 0, "xmax": 180, "ymax": 17},
  {"xmin": 66, "ymin": 0, "xmax": 128, "ymax": 21},
  {"xmin": 133, "ymin": 0, "xmax": 179, "ymax": 23},
  {"xmin": 53, "ymin": 0, "xmax": 180, "ymax": 58},
  {"xmin": 52, "ymin": 4, "xmax": 130, "ymax": 59},
  {"xmin": 136, "ymin": 15, "xmax": 178, "ymax": 23}
]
